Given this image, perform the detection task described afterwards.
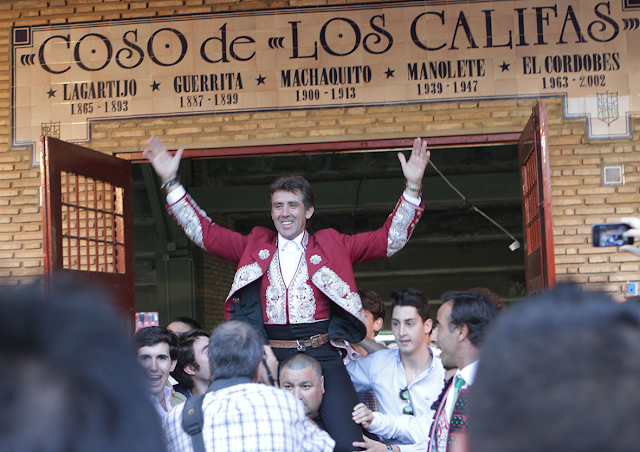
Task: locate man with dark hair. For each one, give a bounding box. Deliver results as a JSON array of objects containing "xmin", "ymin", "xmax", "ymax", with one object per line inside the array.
[
  {"xmin": 172, "ymin": 329, "xmax": 212, "ymax": 397},
  {"xmin": 349, "ymin": 289, "xmax": 445, "ymax": 452},
  {"xmin": 133, "ymin": 326, "xmax": 187, "ymax": 418},
  {"xmin": 163, "ymin": 320, "xmax": 335, "ymax": 452},
  {"xmin": 347, "ymin": 289, "xmax": 387, "ymax": 360},
  {"xmin": 360, "ymin": 289, "xmax": 386, "ymax": 335},
  {"xmin": 167, "ymin": 316, "xmax": 202, "ymax": 334},
  {"xmin": 344, "ymin": 289, "xmax": 387, "ymax": 362},
  {"xmin": 145, "ymin": 135, "xmax": 430, "ymax": 451},
  {"xmin": 280, "ymin": 353, "xmax": 325, "ymax": 424},
  {"xmin": 428, "ymin": 291, "xmax": 498, "ymax": 452},
  {"xmin": 0, "ymin": 285, "xmax": 166, "ymax": 452}
]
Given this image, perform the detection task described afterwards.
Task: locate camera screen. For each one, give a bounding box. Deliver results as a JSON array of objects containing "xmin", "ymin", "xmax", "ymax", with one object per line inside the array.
[{"xmin": 594, "ymin": 224, "xmax": 631, "ymax": 247}]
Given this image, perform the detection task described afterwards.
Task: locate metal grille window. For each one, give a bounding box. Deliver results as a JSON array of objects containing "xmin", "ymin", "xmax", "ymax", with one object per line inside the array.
[{"xmin": 60, "ymin": 171, "xmax": 125, "ymax": 273}]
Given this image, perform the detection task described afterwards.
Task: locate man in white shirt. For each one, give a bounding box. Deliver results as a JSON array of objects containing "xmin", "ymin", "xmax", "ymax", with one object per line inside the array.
[{"xmin": 349, "ymin": 289, "xmax": 445, "ymax": 452}]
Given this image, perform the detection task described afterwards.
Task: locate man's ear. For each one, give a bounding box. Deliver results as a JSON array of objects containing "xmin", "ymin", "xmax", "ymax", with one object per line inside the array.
[
  {"xmin": 457, "ymin": 323, "xmax": 469, "ymax": 342},
  {"xmin": 373, "ymin": 317, "xmax": 384, "ymax": 334},
  {"xmin": 423, "ymin": 318, "xmax": 433, "ymax": 335},
  {"xmin": 254, "ymin": 363, "xmax": 262, "ymax": 383},
  {"xmin": 305, "ymin": 206, "xmax": 315, "ymax": 219},
  {"xmin": 184, "ymin": 364, "xmax": 197, "ymax": 377},
  {"xmin": 170, "ymin": 359, "xmax": 177, "ymax": 372},
  {"xmin": 320, "ymin": 375, "xmax": 325, "ymax": 394}
]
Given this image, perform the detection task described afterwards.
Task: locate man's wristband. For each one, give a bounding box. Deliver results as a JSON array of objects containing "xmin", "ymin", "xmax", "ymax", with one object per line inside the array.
[
  {"xmin": 160, "ymin": 175, "xmax": 180, "ymax": 190},
  {"xmin": 405, "ymin": 181, "xmax": 422, "ymax": 194},
  {"xmin": 386, "ymin": 444, "xmax": 393, "ymax": 452}
]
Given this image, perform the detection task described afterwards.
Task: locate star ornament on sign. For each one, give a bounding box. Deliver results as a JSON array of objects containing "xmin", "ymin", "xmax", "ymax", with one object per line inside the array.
[
  {"xmin": 151, "ymin": 81, "xmax": 161, "ymax": 91},
  {"xmin": 499, "ymin": 61, "xmax": 511, "ymax": 72},
  {"xmin": 385, "ymin": 68, "xmax": 395, "ymax": 78},
  {"xmin": 46, "ymin": 88, "xmax": 56, "ymax": 98},
  {"xmin": 256, "ymin": 74, "xmax": 266, "ymax": 85}
]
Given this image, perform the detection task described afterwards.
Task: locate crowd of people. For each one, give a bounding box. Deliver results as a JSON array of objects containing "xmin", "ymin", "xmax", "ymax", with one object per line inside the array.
[{"xmin": 2, "ymin": 135, "xmax": 639, "ymax": 452}]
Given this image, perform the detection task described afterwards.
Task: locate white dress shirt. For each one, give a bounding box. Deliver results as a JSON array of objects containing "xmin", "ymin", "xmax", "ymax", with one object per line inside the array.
[
  {"xmin": 277, "ymin": 232, "xmax": 305, "ymax": 286},
  {"xmin": 443, "ymin": 361, "xmax": 478, "ymax": 420},
  {"xmin": 151, "ymin": 385, "xmax": 174, "ymax": 419},
  {"xmin": 370, "ymin": 361, "xmax": 479, "ymax": 452},
  {"xmin": 347, "ymin": 348, "xmax": 445, "ymax": 452}
]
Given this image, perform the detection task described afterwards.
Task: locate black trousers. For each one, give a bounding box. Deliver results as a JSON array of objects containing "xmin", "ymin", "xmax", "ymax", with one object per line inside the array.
[{"xmin": 267, "ymin": 324, "xmax": 364, "ymax": 452}]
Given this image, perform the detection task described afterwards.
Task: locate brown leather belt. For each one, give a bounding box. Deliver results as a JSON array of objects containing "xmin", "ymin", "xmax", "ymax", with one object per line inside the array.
[{"xmin": 268, "ymin": 333, "xmax": 330, "ymax": 350}]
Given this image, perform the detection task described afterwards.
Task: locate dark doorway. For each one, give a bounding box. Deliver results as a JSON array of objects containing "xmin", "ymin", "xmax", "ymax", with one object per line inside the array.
[{"xmin": 132, "ymin": 143, "xmax": 525, "ymax": 329}]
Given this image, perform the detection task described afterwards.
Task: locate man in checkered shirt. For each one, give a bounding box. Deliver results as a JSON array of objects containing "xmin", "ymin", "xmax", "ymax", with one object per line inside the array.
[{"xmin": 163, "ymin": 320, "xmax": 335, "ymax": 452}]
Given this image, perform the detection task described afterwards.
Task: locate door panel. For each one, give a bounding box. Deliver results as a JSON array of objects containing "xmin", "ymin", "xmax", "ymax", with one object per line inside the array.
[
  {"xmin": 41, "ymin": 136, "xmax": 135, "ymax": 316},
  {"xmin": 518, "ymin": 102, "xmax": 556, "ymax": 295}
]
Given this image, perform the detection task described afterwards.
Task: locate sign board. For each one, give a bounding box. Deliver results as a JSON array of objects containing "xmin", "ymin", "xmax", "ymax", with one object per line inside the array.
[{"xmin": 12, "ymin": 0, "xmax": 640, "ymax": 163}]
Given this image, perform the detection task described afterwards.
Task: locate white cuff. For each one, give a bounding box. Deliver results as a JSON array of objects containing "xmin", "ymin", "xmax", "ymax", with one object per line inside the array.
[
  {"xmin": 402, "ymin": 192, "xmax": 421, "ymax": 206},
  {"xmin": 166, "ymin": 185, "xmax": 186, "ymax": 205},
  {"xmin": 369, "ymin": 412, "xmax": 381, "ymax": 433}
]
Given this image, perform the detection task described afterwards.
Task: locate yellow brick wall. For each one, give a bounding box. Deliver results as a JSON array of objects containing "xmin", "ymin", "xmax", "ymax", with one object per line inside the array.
[{"xmin": 1, "ymin": 0, "xmax": 639, "ymax": 298}]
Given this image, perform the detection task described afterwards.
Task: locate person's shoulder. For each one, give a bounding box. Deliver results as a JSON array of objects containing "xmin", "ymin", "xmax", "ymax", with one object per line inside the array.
[
  {"xmin": 312, "ymin": 228, "xmax": 343, "ymax": 240},
  {"xmin": 428, "ymin": 354, "xmax": 446, "ymax": 380},
  {"xmin": 252, "ymin": 383, "xmax": 299, "ymax": 404},
  {"xmin": 434, "ymin": 355, "xmax": 445, "ymax": 369},
  {"xmin": 244, "ymin": 227, "xmax": 277, "ymax": 245},
  {"xmin": 363, "ymin": 347, "xmax": 398, "ymax": 364},
  {"xmin": 171, "ymin": 391, "xmax": 188, "ymax": 407},
  {"xmin": 231, "ymin": 384, "xmax": 303, "ymax": 413},
  {"xmin": 249, "ymin": 226, "xmax": 276, "ymax": 237},
  {"xmin": 217, "ymin": 382, "xmax": 283, "ymax": 399}
]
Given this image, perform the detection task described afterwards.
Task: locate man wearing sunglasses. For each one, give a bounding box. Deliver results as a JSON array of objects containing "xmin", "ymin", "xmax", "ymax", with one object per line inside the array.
[{"xmin": 349, "ymin": 289, "xmax": 445, "ymax": 452}]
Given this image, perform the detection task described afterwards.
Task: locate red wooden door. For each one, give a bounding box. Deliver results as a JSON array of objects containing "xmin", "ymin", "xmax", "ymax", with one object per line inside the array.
[
  {"xmin": 41, "ymin": 136, "xmax": 135, "ymax": 316},
  {"xmin": 518, "ymin": 102, "xmax": 556, "ymax": 295}
]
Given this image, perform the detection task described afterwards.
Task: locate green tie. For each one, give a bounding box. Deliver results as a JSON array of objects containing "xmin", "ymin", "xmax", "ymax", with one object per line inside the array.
[{"xmin": 449, "ymin": 375, "xmax": 466, "ymax": 421}]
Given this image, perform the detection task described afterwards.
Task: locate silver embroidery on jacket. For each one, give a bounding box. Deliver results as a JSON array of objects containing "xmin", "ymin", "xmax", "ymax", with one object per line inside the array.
[
  {"xmin": 167, "ymin": 194, "xmax": 212, "ymax": 250},
  {"xmin": 387, "ymin": 199, "xmax": 418, "ymax": 257},
  {"xmin": 312, "ymin": 267, "xmax": 365, "ymax": 323},
  {"xmin": 265, "ymin": 252, "xmax": 287, "ymax": 324},
  {"xmin": 226, "ymin": 262, "xmax": 263, "ymax": 301},
  {"xmin": 265, "ymin": 252, "xmax": 316, "ymax": 324}
]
